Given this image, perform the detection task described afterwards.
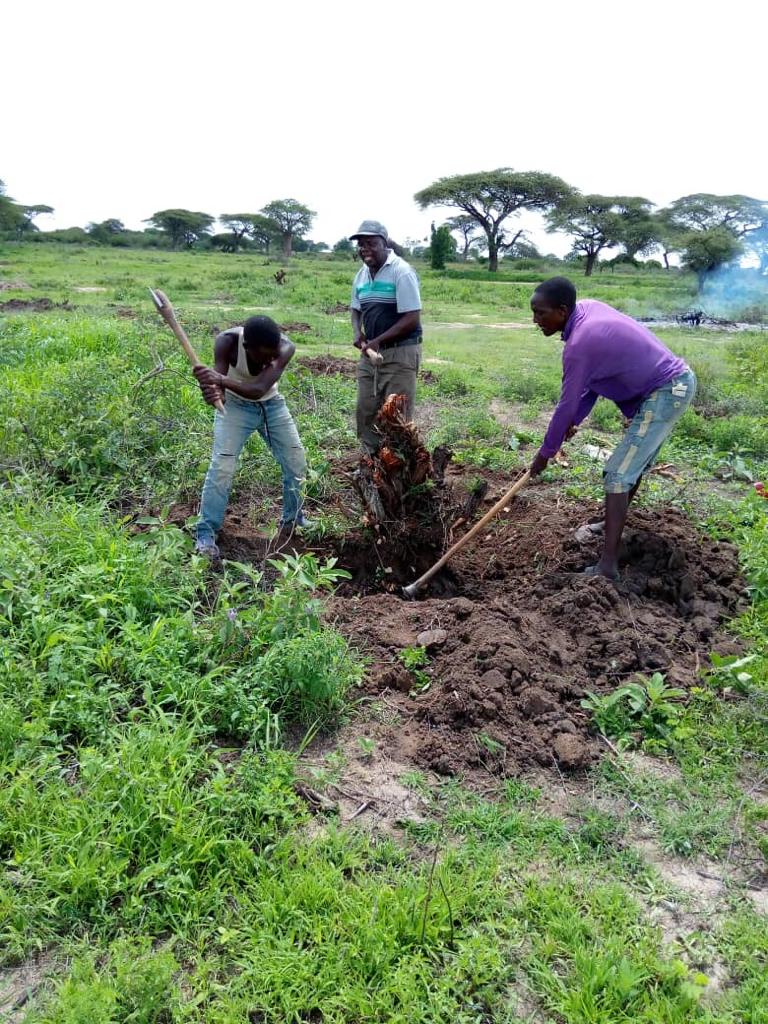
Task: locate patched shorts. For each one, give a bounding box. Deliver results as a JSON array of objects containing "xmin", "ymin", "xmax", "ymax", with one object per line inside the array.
[{"xmin": 603, "ymin": 369, "xmax": 696, "ymax": 494}]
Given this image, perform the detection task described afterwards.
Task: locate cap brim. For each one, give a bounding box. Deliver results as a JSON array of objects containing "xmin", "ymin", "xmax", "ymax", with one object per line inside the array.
[{"xmin": 349, "ymin": 232, "xmax": 386, "ymax": 241}]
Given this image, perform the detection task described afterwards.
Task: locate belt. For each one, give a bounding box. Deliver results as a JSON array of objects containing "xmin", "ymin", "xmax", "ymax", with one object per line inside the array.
[{"xmin": 379, "ymin": 337, "xmax": 421, "ymax": 350}]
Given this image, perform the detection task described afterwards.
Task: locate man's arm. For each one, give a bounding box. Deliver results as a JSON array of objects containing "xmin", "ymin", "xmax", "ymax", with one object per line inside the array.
[
  {"xmin": 192, "ymin": 331, "xmax": 234, "ymax": 406},
  {"xmin": 351, "ymin": 308, "xmax": 365, "ymax": 349},
  {"xmin": 529, "ymin": 358, "xmax": 592, "ymax": 476},
  {"xmin": 363, "ymin": 310, "xmax": 421, "ymax": 352},
  {"xmin": 194, "ymin": 334, "xmax": 296, "ymax": 401}
]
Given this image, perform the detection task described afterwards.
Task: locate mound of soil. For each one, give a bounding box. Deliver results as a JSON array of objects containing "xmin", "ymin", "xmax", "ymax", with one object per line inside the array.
[
  {"xmin": 324, "ymin": 302, "xmax": 350, "ymax": 314},
  {"xmin": 160, "ymin": 455, "xmax": 746, "ymax": 779},
  {"xmin": 327, "ymin": 497, "xmax": 746, "ymax": 776},
  {"xmin": 0, "ymin": 297, "xmax": 71, "ymax": 312}
]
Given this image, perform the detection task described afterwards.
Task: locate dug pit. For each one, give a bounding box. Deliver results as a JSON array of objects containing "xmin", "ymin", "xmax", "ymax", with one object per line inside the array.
[
  {"xmin": 324, "ymin": 495, "xmax": 746, "ymax": 776},
  {"xmin": 164, "ymin": 379, "xmax": 747, "ymax": 778}
]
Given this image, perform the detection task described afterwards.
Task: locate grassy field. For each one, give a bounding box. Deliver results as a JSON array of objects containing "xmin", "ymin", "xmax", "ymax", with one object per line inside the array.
[{"xmin": 1, "ymin": 244, "xmax": 767, "ymax": 1023}]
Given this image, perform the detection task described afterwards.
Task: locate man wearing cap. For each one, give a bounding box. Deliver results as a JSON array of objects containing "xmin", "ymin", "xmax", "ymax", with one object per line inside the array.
[{"xmin": 349, "ymin": 221, "xmax": 423, "ymax": 452}]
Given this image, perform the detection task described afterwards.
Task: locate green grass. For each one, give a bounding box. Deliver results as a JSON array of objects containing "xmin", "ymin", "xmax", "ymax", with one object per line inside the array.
[{"xmin": 1, "ymin": 244, "xmax": 767, "ymax": 1022}]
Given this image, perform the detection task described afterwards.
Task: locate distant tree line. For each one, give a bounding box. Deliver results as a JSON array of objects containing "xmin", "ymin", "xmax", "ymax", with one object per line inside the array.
[
  {"xmin": 414, "ymin": 169, "xmax": 767, "ymax": 286},
  {"xmin": 2, "ymin": 171, "xmax": 766, "ymax": 289},
  {"xmin": 0, "ymin": 188, "xmax": 323, "ymax": 259}
]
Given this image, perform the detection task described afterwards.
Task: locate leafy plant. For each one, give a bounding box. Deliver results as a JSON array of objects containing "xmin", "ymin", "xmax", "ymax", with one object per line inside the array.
[
  {"xmin": 398, "ymin": 645, "xmax": 431, "ymax": 693},
  {"xmin": 714, "ymin": 449, "xmax": 755, "ymax": 483},
  {"xmin": 707, "ymin": 652, "xmax": 758, "ymax": 693},
  {"xmin": 357, "ymin": 736, "xmax": 375, "ymax": 758},
  {"xmin": 581, "ymin": 672, "xmax": 689, "ymax": 750},
  {"xmin": 398, "ymin": 645, "xmax": 428, "ymax": 671}
]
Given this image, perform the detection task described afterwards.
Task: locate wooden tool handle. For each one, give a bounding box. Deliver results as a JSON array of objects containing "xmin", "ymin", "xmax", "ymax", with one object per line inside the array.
[
  {"xmin": 150, "ymin": 288, "xmax": 226, "ymax": 414},
  {"xmin": 152, "ymin": 289, "xmax": 201, "ymax": 365},
  {"xmin": 365, "ymin": 346, "xmax": 384, "ymax": 365},
  {"xmin": 403, "ymin": 469, "xmax": 531, "ymax": 596}
]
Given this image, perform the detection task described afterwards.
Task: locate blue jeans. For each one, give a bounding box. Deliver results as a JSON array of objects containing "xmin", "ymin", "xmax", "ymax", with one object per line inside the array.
[
  {"xmin": 604, "ymin": 369, "xmax": 696, "ymax": 494},
  {"xmin": 196, "ymin": 393, "xmax": 307, "ymax": 543}
]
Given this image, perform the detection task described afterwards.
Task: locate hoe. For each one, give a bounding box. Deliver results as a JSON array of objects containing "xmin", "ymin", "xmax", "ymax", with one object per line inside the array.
[
  {"xmin": 148, "ymin": 287, "xmax": 226, "ymax": 413},
  {"xmin": 402, "ymin": 469, "xmax": 531, "ymax": 599}
]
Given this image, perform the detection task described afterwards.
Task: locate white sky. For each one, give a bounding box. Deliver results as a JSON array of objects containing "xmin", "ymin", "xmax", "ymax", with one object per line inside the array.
[{"xmin": 2, "ymin": 0, "xmax": 765, "ymax": 257}]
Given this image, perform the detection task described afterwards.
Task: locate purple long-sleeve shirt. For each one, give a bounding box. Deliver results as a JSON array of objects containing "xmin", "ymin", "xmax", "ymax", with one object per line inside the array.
[{"xmin": 539, "ymin": 300, "xmax": 688, "ymax": 458}]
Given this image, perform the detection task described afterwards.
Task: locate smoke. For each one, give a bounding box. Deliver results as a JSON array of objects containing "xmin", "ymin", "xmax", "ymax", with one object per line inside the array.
[{"xmin": 699, "ymin": 265, "xmax": 768, "ymax": 321}]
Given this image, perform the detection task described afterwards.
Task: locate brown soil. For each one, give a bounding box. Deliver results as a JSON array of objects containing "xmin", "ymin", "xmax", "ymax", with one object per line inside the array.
[
  {"xmin": 324, "ymin": 301, "xmax": 350, "ymax": 314},
  {"xmin": 281, "ymin": 321, "xmax": 313, "ymax": 334},
  {"xmin": 297, "ymin": 355, "xmax": 357, "ymax": 378},
  {"xmin": 0, "ymin": 297, "xmax": 71, "ymax": 312},
  {"xmin": 296, "ymin": 354, "xmax": 436, "ymax": 384},
  {"xmin": 162, "ymin": 469, "xmax": 746, "ymax": 780},
  {"xmin": 325, "ymin": 495, "xmax": 746, "ymax": 777}
]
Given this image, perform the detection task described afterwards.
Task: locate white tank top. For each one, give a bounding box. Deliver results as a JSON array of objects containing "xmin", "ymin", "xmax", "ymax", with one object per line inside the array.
[{"xmin": 223, "ymin": 326, "xmax": 280, "ymax": 403}]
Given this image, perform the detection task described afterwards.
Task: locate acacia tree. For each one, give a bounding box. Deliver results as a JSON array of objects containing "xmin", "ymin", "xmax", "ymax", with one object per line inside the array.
[
  {"xmin": 415, "ymin": 169, "xmax": 573, "ymax": 272},
  {"xmin": 652, "ymin": 210, "xmax": 688, "ymax": 270},
  {"xmin": 18, "ymin": 204, "xmax": 54, "ymax": 236},
  {"xmin": 502, "ymin": 233, "xmax": 541, "ymax": 259},
  {"xmin": 446, "ymin": 214, "xmax": 483, "ymax": 261},
  {"xmin": 218, "ymin": 214, "xmax": 260, "ymax": 251},
  {"xmin": 682, "ymin": 229, "xmax": 743, "ymax": 291},
  {"xmin": 260, "ymin": 199, "xmax": 315, "ymax": 258},
  {"xmin": 144, "ymin": 209, "xmax": 214, "ymax": 249},
  {"xmin": 247, "ymin": 214, "xmax": 281, "ymax": 254},
  {"xmin": 612, "ymin": 198, "xmax": 658, "ymax": 262},
  {"xmin": 546, "ymin": 195, "xmax": 625, "ymax": 276},
  {"xmin": 0, "ymin": 180, "xmax": 24, "ymax": 233},
  {"xmin": 664, "ymin": 194, "xmax": 767, "ymax": 238}
]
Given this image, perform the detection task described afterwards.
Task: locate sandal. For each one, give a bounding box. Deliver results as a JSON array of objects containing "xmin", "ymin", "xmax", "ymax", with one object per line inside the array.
[{"xmin": 583, "ymin": 563, "xmax": 619, "ymax": 582}]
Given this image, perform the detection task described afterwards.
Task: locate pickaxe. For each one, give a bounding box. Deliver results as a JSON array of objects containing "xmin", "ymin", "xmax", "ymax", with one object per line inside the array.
[
  {"xmin": 402, "ymin": 469, "xmax": 531, "ymax": 598},
  {"xmin": 148, "ymin": 287, "xmax": 226, "ymax": 413}
]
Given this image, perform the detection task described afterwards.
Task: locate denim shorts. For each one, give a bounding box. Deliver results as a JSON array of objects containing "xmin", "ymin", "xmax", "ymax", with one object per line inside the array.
[{"xmin": 603, "ymin": 369, "xmax": 696, "ymax": 494}]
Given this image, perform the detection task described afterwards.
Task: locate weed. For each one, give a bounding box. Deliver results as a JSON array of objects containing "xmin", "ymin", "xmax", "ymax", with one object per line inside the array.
[
  {"xmin": 357, "ymin": 736, "xmax": 375, "ymax": 758},
  {"xmin": 581, "ymin": 672, "xmax": 689, "ymax": 751},
  {"xmin": 398, "ymin": 645, "xmax": 432, "ymax": 693}
]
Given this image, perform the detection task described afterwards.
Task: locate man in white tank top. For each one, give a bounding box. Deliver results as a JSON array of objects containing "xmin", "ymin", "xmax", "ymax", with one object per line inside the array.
[{"xmin": 192, "ymin": 316, "xmax": 308, "ymax": 557}]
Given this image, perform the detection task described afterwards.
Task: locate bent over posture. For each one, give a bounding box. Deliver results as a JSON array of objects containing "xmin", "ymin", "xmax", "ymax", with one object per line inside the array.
[
  {"xmin": 193, "ymin": 316, "xmax": 307, "ymax": 556},
  {"xmin": 529, "ymin": 277, "xmax": 695, "ymax": 580}
]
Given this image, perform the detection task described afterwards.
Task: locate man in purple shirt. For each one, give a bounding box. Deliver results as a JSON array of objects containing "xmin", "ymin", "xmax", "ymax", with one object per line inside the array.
[{"xmin": 528, "ymin": 277, "xmax": 696, "ymax": 580}]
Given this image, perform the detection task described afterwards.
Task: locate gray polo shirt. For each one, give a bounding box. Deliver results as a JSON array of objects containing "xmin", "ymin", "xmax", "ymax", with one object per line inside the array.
[{"xmin": 350, "ymin": 251, "xmax": 422, "ymax": 345}]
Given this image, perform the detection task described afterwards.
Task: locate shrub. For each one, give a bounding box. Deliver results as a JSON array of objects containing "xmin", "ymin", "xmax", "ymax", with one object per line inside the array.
[{"xmin": 709, "ymin": 415, "xmax": 768, "ymax": 457}]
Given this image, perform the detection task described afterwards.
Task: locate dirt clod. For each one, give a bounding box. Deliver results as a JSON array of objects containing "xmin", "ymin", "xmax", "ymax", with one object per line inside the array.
[
  {"xmin": 552, "ymin": 732, "xmax": 592, "ymax": 769},
  {"xmin": 416, "ymin": 628, "xmax": 448, "ymax": 648}
]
